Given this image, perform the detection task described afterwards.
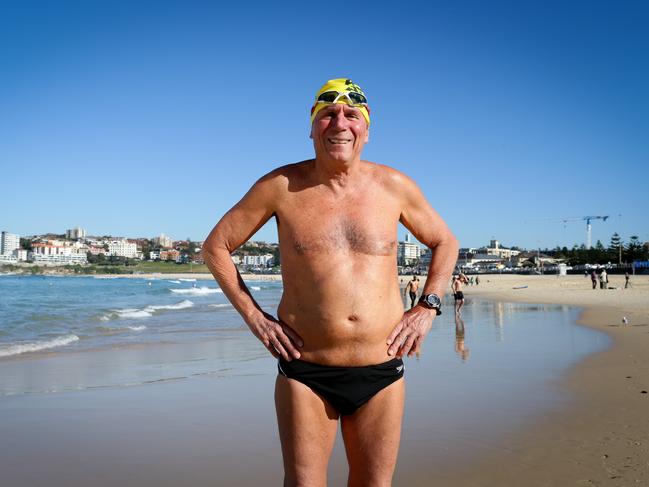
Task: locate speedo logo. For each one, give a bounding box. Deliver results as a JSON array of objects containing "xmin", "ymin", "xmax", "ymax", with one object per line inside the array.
[{"xmin": 396, "ymin": 365, "xmax": 404, "ymax": 373}]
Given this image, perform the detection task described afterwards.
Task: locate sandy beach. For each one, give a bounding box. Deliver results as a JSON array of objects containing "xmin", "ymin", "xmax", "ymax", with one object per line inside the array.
[
  {"xmin": 1, "ymin": 273, "xmax": 647, "ymax": 486},
  {"xmin": 438, "ymin": 273, "xmax": 649, "ymax": 486}
]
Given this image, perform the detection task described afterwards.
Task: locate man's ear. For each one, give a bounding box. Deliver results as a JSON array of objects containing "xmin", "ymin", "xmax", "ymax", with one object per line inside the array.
[{"xmin": 364, "ymin": 129, "xmax": 370, "ymax": 143}]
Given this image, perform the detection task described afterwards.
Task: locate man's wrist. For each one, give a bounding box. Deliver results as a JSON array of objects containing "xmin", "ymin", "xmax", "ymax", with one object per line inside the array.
[{"xmin": 415, "ymin": 303, "xmax": 440, "ymax": 317}]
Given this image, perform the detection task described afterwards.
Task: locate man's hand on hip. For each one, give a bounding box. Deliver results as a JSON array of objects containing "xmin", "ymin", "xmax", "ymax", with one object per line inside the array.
[
  {"xmin": 247, "ymin": 311, "xmax": 304, "ymax": 361},
  {"xmin": 387, "ymin": 305, "xmax": 437, "ymax": 358}
]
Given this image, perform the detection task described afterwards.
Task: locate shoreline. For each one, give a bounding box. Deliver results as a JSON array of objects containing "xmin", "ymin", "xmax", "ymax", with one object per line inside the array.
[{"xmin": 438, "ymin": 274, "xmax": 649, "ymax": 485}]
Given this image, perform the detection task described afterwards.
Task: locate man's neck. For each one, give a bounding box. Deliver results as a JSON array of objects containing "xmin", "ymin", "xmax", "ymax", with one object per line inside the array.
[{"xmin": 312, "ymin": 156, "xmax": 363, "ymax": 190}]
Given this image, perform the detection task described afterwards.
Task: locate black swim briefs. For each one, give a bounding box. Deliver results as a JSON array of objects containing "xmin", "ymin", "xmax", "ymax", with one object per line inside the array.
[
  {"xmin": 277, "ymin": 357, "xmax": 404, "ymax": 416},
  {"xmin": 454, "ymin": 291, "xmax": 464, "ymax": 300}
]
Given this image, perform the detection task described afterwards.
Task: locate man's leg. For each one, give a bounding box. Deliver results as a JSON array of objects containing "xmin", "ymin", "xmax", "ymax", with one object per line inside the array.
[
  {"xmin": 275, "ymin": 375, "xmax": 339, "ymax": 487},
  {"xmin": 340, "ymin": 378, "xmax": 405, "ymax": 487}
]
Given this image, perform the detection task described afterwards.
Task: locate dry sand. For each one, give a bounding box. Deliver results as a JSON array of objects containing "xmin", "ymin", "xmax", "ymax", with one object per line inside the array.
[{"xmin": 439, "ymin": 273, "xmax": 649, "ymax": 486}]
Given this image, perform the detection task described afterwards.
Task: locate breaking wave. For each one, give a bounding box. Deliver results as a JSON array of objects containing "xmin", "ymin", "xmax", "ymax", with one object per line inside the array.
[
  {"xmin": 170, "ymin": 287, "xmax": 221, "ymax": 295},
  {"xmin": 0, "ymin": 335, "xmax": 80, "ymax": 358}
]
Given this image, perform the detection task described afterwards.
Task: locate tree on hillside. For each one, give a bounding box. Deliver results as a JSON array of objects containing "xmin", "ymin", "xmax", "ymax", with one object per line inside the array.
[
  {"xmin": 19, "ymin": 238, "xmax": 32, "ymax": 251},
  {"xmin": 626, "ymin": 235, "xmax": 643, "ymax": 262},
  {"xmin": 609, "ymin": 232, "xmax": 623, "ymax": 264}
]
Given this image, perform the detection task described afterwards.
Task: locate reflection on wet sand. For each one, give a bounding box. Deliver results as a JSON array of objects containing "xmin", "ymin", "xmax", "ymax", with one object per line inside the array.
[{"xmin": 454, "ymin": 313, "xmax": 470, "ymax": 362}]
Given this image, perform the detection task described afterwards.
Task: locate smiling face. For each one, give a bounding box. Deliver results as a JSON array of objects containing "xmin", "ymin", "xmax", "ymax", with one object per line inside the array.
[{"xmin": 310, "ymin": 103, "xmax": 369, "ymax": 165}]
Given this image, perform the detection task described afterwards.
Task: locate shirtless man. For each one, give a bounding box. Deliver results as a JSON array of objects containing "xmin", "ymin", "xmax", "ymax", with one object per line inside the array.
[
  {"xmin": 452, "ymin": 273, "xmax": 468, "ymax": 315},
  {"xmin": 202, "ymin": 78, "xmax": 458, "ymax": 486},
  {"xmin": 404, "ymin": 275, "xmax": 420, "ymax": 309}
]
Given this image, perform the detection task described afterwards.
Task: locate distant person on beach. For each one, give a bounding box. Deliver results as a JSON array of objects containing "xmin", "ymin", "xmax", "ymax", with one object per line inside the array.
[
  {"xmin": 591, "ymin": 270, "xmax": 597, "ymax": 289},
  {"xmin": 599, "ymin": 269, "xmax": 608, "ymax": 289},
  {"xmin": 452, "ymin": 274, "xmax": 468, "ymax": 315},
  {"xmin": 404, "ymin": 275, "xmax": 420, "ymax": 309},
  {"xmin": 475, "ymin": 275, "xmax": 480, "ymax": 286},
  {"xmin": 625, "ymin": 271, "xmax": 631, "ymax": 289},
  {"xmin": 202, "ymin": 78, "xmax": 458, "ymax": 486}
]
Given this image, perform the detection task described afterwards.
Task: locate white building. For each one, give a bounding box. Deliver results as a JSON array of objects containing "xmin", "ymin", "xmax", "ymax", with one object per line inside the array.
[
  {"xmin": 66, "ymin": 227, "xmax": 86, "ymax": 240},
  {"xmin": 485, "ymin": 240, "xmax": 521, "ymax": 260},
  {"xmin": 107, "ymin": 240, "xmax": 138, "ymax": 258},
  {"xmin": 397, "ymin": 233, "xmax": 421, "ymax": 265},
  {"xmin": 13, "ymin": 249, "xmax": 28, "ymax": 261},
  {"xmin": 1, "ymin": 231, "xmax": 20, "ymax": 255},
  {"xmin": 154, "ymin": 233, "xmax": 173, "ymax": 249},
  {"xmin": 31, "ymin": 253, "xmax": 88, "ymax": 265},
  {"xmin": 242, "ymin": 254, "xmax": 274, "ymax": 267}
]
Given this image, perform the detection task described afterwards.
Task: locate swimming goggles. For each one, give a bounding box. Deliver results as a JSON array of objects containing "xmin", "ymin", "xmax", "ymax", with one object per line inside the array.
[{"xmin": 315, "ymin": 90, "xmax": 368, "ymax": 107}]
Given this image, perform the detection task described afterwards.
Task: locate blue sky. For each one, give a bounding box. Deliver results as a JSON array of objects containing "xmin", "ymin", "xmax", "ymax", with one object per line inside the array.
[{"xmin": 1, "ymin": 1, "xmax": 647, "ymax": 250}]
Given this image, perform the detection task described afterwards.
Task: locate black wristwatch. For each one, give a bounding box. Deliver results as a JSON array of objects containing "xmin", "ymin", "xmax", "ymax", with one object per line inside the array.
[{"xmin": 418, "ymin": 293, "xmax": 442, "ymax": 315}]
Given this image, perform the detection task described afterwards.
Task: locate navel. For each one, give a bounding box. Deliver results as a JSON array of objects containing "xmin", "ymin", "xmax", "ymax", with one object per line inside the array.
[{"xmin": 348, "ymin": 314, "xmax": 360, "ymax": 322}]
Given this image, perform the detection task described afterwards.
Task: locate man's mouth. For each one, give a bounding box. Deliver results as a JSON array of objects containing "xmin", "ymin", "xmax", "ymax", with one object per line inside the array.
[{"xmin": 327, "ymin": 137, "xmax": 352, "ymax": 145}]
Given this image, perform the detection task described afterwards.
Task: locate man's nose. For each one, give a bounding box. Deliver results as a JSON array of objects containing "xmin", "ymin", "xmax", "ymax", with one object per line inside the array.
[{"xmin": 330, "ymin": 109, "xmax": 349, "ymax": 129}]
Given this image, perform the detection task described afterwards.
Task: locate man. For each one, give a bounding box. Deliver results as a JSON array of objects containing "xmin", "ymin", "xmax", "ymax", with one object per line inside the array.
[
  {"xmin": 591, "ymin": 270, "xmax": 598, "ymax": 289},
  {"xmin": 452, "ymin": 273, "xmax": 468, "ymax": 315},
  {"xmin": 202, "ymin": 78, "xmax": 458, "ymax": 486},
  {"xmin": 403, "ymin": 275, "xmax": 420, "ymax": 309}
]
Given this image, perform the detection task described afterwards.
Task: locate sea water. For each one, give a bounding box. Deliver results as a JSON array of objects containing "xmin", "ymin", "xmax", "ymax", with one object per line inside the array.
[{"xmin": 0, "ymin": 275, "xmax": 609, "ymax": 398}]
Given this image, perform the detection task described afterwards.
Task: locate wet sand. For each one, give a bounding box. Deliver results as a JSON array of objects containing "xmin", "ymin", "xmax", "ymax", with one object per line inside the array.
[{"xmin": 437, "ymin": 274, "xmax": 649, "ymax": 486}]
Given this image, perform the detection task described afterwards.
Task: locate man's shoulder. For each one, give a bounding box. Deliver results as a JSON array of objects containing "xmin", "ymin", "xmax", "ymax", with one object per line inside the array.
[
  {"xmin": 361, "ymin": 160, "xmax": 417, "ymax": 190},
  {"xmin": 255, "ymin": 160, "xmax": 313, "ymax": 187}
]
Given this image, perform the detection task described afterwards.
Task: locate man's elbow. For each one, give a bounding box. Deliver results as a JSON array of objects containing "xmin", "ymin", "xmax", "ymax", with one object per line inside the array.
[
  {"xmin": 429, "ymin": 231, "xmax": 459, "ymax": 254},
  {"xmin": 203, "ymin": 229, "xmax": 228, "ymax": 258},
  {"xmin": 445, "ymin": 233, "xmax": 460, "ymax": 254}
]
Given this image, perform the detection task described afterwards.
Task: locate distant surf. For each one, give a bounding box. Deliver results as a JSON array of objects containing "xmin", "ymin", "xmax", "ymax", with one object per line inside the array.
[
  {"xmin": 170, "ymin": 287, "xmax": 221, "ymax": 295},
  {"xmin": 0, "ymin": 334, "xmax": 80, "ymax": 358},
  {"xmin": 101, "ymin": 300, "xmax": 194, "ymax": 321}
]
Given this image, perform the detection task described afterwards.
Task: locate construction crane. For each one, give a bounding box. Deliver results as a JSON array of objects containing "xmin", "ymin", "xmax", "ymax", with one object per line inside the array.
[{"xmin": 553, "ymin": 215, "xmax": 609, "ymax": 249}]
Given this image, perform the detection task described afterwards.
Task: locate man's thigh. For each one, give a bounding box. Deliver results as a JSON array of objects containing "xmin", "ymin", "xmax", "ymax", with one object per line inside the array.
[
  {"xmin": 274, "ymin": 374, "xmax": 339, "ymax": 486},
  {"xmin": 340, "ymin": 378, "xmax": 405, "ymax": 486}
]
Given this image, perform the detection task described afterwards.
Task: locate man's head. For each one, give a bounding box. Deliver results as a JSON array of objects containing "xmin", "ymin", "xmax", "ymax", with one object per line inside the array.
[
  {"xmin": 310, "ymin": 78, "xmax": 370, "ymax": 126},
  {"xmin": 310, "ymin": 78, "xmax": 371, "ymax": 163}
]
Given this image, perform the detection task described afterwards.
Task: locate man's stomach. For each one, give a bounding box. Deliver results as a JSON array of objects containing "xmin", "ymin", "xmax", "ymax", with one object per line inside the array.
[{"xmin": 277, "ymin": 264, "xmax": 404, "ymax": 366}]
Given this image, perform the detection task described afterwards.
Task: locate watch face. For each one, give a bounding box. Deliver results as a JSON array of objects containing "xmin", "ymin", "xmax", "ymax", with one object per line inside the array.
[{"xmin": 426, "ymin": 294, "xmax": 441, "ymax": 307}]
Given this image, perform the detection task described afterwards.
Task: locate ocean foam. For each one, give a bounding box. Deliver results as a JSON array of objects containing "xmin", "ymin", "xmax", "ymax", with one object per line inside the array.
[
  {"xmin": 115, "ymin": 308, "xmax": 153, "ymax": 319},
  {"xmin": 170, "ymin": 287, "xmax": 221, "ymax": 295},
  {"xmin": 0, "ymin": 335, "xmax": 79, "ymax": 357},
  {"xmin": 167, "ymin": 280, "xmax": 181, "ymax": 284},
  {"xmin": 146, "ymin": 300, "xmax": 194, "ymax": 311},
  {"xmin": 128, "ymin": 325, "xmax": 147, "ymax": 331},
  {"xmin": 208, "ymin": 303, "xmax": 232, "ymax": 308},
  {"xmin": 178, "ymin": 278, "xmax": 197, "ymax": 282},
  {"xmin": 101, "ymin": 300, "xmax": 195, "ymax": 321},
  {"xmin": 250, "ymin": 286, "xmax": 261, "ymax": 291}
]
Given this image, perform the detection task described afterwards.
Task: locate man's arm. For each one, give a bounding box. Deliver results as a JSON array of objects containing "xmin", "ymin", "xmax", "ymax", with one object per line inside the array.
[
  {"xmin": 386, "ymin": 171, "xmax": 459, "ymax": 358},
  {"xmin": 202, "ymin": 171, "xmax": 302, "ymax": 361}
]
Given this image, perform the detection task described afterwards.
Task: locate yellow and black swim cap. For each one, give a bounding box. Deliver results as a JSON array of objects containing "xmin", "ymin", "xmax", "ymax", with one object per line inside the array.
[{"xmin": 310, "ymin": 78, "xmax": 371, "ymax": 126}]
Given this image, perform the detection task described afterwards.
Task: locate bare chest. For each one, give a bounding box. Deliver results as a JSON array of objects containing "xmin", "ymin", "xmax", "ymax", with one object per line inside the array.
[{"xmin": 277, "ymin": 198, "xmax": 399, "ymax": 257}]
